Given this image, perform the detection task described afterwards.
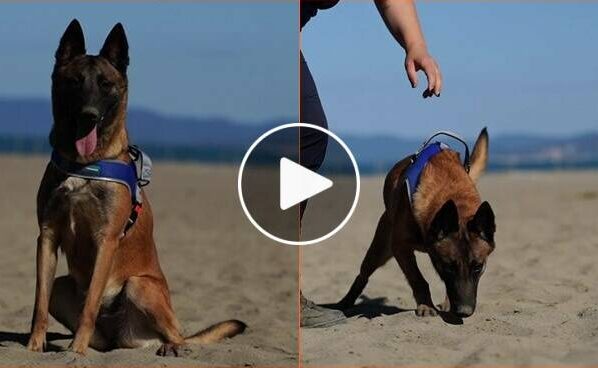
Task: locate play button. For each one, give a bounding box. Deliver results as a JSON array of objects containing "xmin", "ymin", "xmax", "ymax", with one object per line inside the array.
[
  {"xmin": 238, "ymin": 123, "xmax": 360, "ymax": 246},
  {"xmin": 279, "ymin": 158, "xmax": 333, "ymax": 210}
]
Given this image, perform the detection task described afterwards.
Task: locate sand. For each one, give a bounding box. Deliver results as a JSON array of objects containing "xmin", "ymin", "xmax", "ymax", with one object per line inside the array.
[
  {"xmin": 2, "ymin": 153, "xmax": 597, "ymax": 366},
  {"xmin": 0, "ymin": 155, "xmax": 297, "ymax": 366},
  {"xmin": 302, "ymin": 170, "xmax": 598, "ymax": 366}
]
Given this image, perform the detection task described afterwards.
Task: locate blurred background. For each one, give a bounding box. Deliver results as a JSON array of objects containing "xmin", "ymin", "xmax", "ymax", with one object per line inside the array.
[
  {"xmin": 302, "ymin": 2, "xmax": 598, "ymax": 172},
  {"xmin": 0, "ymin": 3, "xmax": 297, "ymax": 162},
  {"xmin": 2, "ymin": 3, "xmax": 597, "ymax": 173}
]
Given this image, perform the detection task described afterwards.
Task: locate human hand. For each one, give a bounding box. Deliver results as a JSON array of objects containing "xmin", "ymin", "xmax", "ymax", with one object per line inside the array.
[{"xmin": 404, "ymin": 44, "xmax": 442, "ymax": 98}]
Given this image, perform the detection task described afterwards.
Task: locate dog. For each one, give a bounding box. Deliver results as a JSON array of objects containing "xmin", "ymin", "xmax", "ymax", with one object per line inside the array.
[
  {"xmin": 337, "ymin": 129, "xmax": 495, "ymax": 318},
  {"xmin": 26, "ymin": 19, "xmax": 245, "ymax": 356}
]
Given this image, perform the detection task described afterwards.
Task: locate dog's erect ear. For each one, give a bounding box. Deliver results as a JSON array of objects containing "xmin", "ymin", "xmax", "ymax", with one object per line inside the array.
[
  {"xmin": 428, "ymin": 200, "xmax": 460, "ymax": 243},
  {"xmin": 469, "ymin": 127, "xmax": 489, "ymax": 182},
  {"xmin": 55, "ymin": 19, "xmax": 86, "ymax": 65},
  {"xmin": 467, "ymin": 201, "xmax": 496, "ymax": 244},
  {"xmin": 100, "ymin": 23, "xmax": 129, "ymax": 75}
]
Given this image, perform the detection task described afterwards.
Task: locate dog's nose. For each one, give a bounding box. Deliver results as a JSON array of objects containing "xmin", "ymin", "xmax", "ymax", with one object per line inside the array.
[
  {"xmin": 80, "ymin": 107, "xmax": 101, "ymax": 122},
  {"xmin": 455, "ymin": 305, "xmax": 474, "ymax": 318}
]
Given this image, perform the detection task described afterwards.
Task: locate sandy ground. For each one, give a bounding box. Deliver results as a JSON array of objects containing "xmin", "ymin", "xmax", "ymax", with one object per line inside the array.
[
  {"xmin": 2, "ymin": 153, "xmax": 598, "ymax": 367},
  {"xmin": 0, "ymin": 155, "xmax": 297, "ymax": 366},
  {"xmin": 302, "ymin": 170, "xmax": 598, "ymax": 366}
]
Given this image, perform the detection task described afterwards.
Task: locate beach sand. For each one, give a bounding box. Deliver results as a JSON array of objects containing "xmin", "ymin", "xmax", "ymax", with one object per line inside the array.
[
  {"xmin": 2, "ymin": 153, "xmax": 597, "ymax": 367},
  {"xmin": 0, "ymin": 155, "xmax": 297, "ymax": 366},
  {"xmin": 302, "ymin": 170, "xmax": 598, "ymax": 366}
]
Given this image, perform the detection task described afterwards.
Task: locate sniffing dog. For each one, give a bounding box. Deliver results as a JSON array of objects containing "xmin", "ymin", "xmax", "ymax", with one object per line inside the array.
[
  {"xmin": 338, "ymin": 129, "xmax": 496, "ymax": 318},
  {"xmin": 27, "ymin": 19, "xmax": 245, "ymax": 356}
]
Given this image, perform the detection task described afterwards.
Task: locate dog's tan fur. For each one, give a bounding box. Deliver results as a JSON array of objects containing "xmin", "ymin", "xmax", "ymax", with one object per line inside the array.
[
  {"xmin": 27, "ymin": 20, "xmax": 245, "ymax": 356},
  {"xmin": 413, "ymin": 150, "xmax": 481, "ymax": 232}
]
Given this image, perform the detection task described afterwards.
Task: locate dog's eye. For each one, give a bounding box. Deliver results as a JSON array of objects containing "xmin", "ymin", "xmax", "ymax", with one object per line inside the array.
[
  {"xmin": 98, "ymin": 77, "xmax": 114, "ymax": 90},
  {"xmin": 65, "ymin": 76, "xmax": 82, "ymax": 88},
  {"xmin": 477, "ymin": 231, "xmax": 489, "ymax": 242},
  {"xmin": 444, "ymin": 261, "xmax": 458, "ymax": 275},
  {"xmin": 471, "ymin": 262, "xmax": 485, "ymax": 275}
]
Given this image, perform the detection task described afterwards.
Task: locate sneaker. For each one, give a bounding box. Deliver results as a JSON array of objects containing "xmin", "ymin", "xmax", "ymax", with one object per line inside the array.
[{"xmin": 300, "ymin": 292, "xmax": 346, "ymax": 328}]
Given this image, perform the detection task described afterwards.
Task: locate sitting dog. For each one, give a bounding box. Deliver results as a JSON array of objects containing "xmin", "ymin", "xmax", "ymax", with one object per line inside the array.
[
  {"xmin": 338, "ymin": 129, "xmax": 495, "ymax": 318},
  {"xmin": 27, "ymin": 19, "xmax": 245, "ymax": 356}
]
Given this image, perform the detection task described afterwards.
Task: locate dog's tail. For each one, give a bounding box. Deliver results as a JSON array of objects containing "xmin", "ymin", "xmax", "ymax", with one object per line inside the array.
[
  {"xmin": 184, "ymin": 319, "xmax": 246, "ymax": 344},
  {"xmin": 469, "ymin": 127, "xmax": 489, "ymax": 182}
]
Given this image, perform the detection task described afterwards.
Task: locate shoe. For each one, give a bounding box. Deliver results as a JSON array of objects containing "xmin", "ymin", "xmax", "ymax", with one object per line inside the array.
[{"xmin": 300, "ymin": 292, "xmax": 346, "ymax": 328}]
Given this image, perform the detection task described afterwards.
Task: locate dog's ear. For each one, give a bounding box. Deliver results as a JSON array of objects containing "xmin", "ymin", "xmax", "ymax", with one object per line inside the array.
[
  {"xmin": 428, "ymin": 200, "xmax": 460, "ymax": 243},
  {"xmin": 467, "ymin": 201, "xmax": 496, "ymax": 244},
  {"xmin": 469, "ymin": 127, "xmax": 489, "ymax": 182},
  {"xmin": 55, "ymin": 19, "xmax": 86, "ymax": 65},
  {"xmin": 100, "ymin": 23, "xmax": 129, "ymax": 75}
]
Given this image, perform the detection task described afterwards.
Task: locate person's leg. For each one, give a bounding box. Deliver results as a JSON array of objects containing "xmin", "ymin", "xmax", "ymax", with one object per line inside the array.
[
  {"xmin": 299, "ymin": 51, "xmax": 329, "ymax": 219},
  {"xmin": 299, "ymin": 51, "xmax": 345, "ymax": 328}
]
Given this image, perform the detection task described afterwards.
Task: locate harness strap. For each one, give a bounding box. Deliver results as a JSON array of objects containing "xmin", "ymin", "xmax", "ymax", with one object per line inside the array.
[
  {"xmin": 51, "ymin": 151, "xmax": 140, "ymax": 203},
  {"xmin": 50, "ymin": 147, "xmax": 152, "ymax": 237},
  {"xmin": 415, "ymin": 130, "xmax": 471, "ymax": 172},
  {"xmin": 404, "ymin": 142, "xmax": 445, "ymax": 203},
  {"xmin": 404, "ymin": 130, "xmax": 472, "ymax": 208},
  {"xmin": 124, "ymin": 202, "xmax": 143, "ymax": 235}
]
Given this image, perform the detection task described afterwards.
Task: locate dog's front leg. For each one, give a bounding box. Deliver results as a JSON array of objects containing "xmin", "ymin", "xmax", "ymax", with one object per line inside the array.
[
  {"xmin": 27, "ymin": 229, "xmax": 59, "ymax": 352},
  {"xmin": 70, "ymin": 236, "xmax": 119, "ymax": 355},
  {"xmin": 394, "ymin": 248, "xmax": 436, "ymax": 317},
  {"xmin": 338, "ymin": 212, "xmax": 393, "ymax": 309}
]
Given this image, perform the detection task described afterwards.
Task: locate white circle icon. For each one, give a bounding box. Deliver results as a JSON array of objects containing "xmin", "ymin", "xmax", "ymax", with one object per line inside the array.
[{"xmin": 238, "ymin": 123, "xmax": 360, "ymax": 246}]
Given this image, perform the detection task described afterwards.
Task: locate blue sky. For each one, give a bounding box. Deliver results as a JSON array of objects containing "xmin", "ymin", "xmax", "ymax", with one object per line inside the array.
[
  {"xmin": 0, "ymin": 3, "xmax": 297, "ymax": 123},
  {"xmin": 302, "ymin": 2, "xmax": 598, "ymax": 138},
  {"xmin": 1, "ymin": 3, "xmax": 596, "ymax": 139}
]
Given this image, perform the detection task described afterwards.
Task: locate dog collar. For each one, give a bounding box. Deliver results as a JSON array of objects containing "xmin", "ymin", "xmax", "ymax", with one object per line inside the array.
[
  {"xmin": 50, "ymin": 145, "xmax": 152, "ymax": 235},
  {"xmin": 404, "ymin": 131, "xmax": 471, "ymax": 207}
]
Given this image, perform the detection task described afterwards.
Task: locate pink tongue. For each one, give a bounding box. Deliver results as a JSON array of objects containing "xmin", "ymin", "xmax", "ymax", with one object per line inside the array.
[{"xmin": 75, "ymin": 125, "xmax": 97, "ymax": 157}]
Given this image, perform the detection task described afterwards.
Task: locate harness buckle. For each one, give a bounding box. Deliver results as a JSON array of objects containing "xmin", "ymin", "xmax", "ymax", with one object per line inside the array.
[{"xmin": 124, "ymin": 202, "xmax": 143, "ymax": 236}]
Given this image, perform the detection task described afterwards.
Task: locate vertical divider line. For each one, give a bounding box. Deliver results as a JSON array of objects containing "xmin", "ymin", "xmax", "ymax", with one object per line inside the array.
[{"xmin": 297, "ymin": 0, "xmax": 303, "ymax": 367}]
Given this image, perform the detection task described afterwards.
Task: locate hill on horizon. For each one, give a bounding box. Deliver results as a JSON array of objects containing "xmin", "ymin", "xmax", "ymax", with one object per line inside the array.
[{"xmin": 1, "ymin": 97, "xmax": 597, "ymax": 173}]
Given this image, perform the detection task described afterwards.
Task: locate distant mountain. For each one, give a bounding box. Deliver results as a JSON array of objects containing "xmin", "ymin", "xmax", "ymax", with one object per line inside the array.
[
  {"xmin": 344, "ymin": 132, "xmax": 598, "ymax": 172},
  {"xmin": 490, "ymin": 133, "xmax": 598, "ymax": 168},
  {"xmin": 0, "ymin": 97, "xmax": 280, "ymax": 146},
  {"xmin": 1, "ymin": 97, "xmax": 597, "ymax": 172}
]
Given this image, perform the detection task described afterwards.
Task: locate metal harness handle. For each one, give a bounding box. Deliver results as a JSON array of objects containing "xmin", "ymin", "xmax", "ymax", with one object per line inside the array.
[
  {"xmin": 415, "ymin": 130, "xmax": 471, "ymax": 173},
  {"xmin": 128, "ymin": 145, "xmax": 152, "ymax": 187}
]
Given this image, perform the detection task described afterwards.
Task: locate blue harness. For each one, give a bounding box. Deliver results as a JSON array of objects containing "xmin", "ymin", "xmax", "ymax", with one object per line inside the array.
[
  {"xmin": 51, "ymin": 145, "xmax": 152, "ymax": 235},
  {"xmin": 404, "ymin": 131, "xmax": 471, "ymax": 206}
]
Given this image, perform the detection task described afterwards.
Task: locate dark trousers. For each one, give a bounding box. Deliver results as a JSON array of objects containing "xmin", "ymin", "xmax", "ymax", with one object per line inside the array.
[{"xmin": 300, "ymin": 51, "xmax": 328, "ymax": 219}]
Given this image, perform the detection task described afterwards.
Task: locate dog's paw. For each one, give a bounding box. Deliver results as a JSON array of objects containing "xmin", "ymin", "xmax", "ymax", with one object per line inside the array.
[
  {"xmin": 68, "ymin": 340, "xmax": 88, "ymax": 355},
  {"xmin": 26, "ymin": 335, "xmax": 45, "ymax": 352},
  {"xmin": 437, "ymin": 297, "xmax": 451, "ymax": 312},
  {"xmin": 415, "ymin": 304, "xmax": 438, "ymax": 317},
  {"xmin": 156, "ymin": 342, "xmax": 188, "ymax": 357}
]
